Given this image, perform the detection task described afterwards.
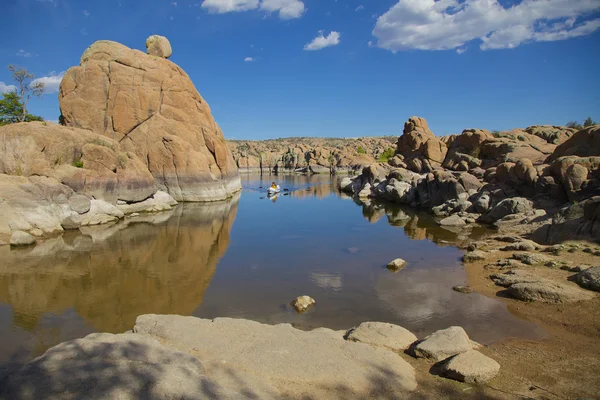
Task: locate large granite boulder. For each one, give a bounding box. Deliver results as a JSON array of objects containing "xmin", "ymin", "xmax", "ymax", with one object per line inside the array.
[
  {"xmin": 442, "ymin": 128, "xmax": 492, "ymax": 171},
  {"xmin": 59, "ymin": 39, "xmax": 241, "ymax": 201},
  {"xmin": 549, "ymin": 125, "xmax": 600, "ymax": 160},
  {"xmin": 396, "ymin": 116, "xmax": 447, "ymax": 172},
  {"xmin": 145, "ymin": 34, "xmax": 172, "ymax": 58}
]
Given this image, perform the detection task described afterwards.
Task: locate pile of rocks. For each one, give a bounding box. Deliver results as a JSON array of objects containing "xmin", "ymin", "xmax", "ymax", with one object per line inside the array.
[{"xmin": 340, "ymin": 116, "xmax": 600, "ymax": 244}]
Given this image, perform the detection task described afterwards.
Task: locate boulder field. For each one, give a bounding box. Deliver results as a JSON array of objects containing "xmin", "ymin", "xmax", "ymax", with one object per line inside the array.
[
  {"xmin": 341, "ymin": 116, "xmax": 600, "ymax": 244},
  {"xmin": 0, "ymin": 36, "xmax": 241, "ymax": 242}
]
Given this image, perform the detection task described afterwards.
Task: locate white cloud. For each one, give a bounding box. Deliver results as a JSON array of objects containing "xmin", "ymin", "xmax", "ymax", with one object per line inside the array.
[
  {"xmin": 244, "ymin": 57, "xmax": 255, "ymax": 62},
  {"xmin": 32, "ymin": 71, "xmax": 66, "ymax": 94},
  {"xmin": 373, "ymin": 0, "xmax": 600, "ymax": 52},
  {"xmin": 83, "ymin": 9, "xmax": 90, "ymax": 17},
  {"xmin": 200, "ymin": 0, "xmax": 304, "ymax": 19},
  {"xmin": 355, "ymin": 5, "xmax": 364, "ymax": 11},
  {"xmin": 260, "ymin": 0, "xmax": 305, "ymax": 19},
  {"xmin": 201, "ymin": 0, "xmax": 259, "ymax": 13},
  {"xmin": 16, "ymin": 49, "xmax": 32, "ymax": 58},
  {"xmin": 0, "ymin": 82, "xmax": 17, "ymax": 94},
  {"xmin": 171, "ymin": 1, "xmax": 178, "ymax": 6},
  {"xmin": 456, "ymin": 47, "xmax": 466, "ymax": 54},
  {"xmin": 304, "ymin": 30, "xmax": 341, "ymax": 51}
]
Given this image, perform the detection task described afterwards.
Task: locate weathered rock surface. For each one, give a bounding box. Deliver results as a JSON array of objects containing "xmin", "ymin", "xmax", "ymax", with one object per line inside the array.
[
  {"xmin": 146, "ymin": 34, "xmax": 172, "ymax": 58},
  {"xmin": 290, "ymin": 295, "xmax": 315, "ymax": 313},
  {"xmin": 346, "ymin": 321, "xmax": 417, "ymax": 352},
  {"xmin": 1, "ymin": 332, "xmax": 273, "ymax": 400},
  {"xmin": 441, "ymin": 350, "xmax": 500, "ymax": 383},
  {"xmin": 60, "ymin": 39, "xmax": 241, "ymax": 201},
  {"xmin": 491, "ymin": 270, "xmax": 594, "ymax": 303},
  {"xmin": 576, "ymin": 266, "xmax": 600, "ymax": 292},
  {"xmin": 413, "ymin": 326, "xmax": 472, "ymax": 361},
  {"xmin": 134, "ymin": 315, "xmax": 417, "ymax": 398}
]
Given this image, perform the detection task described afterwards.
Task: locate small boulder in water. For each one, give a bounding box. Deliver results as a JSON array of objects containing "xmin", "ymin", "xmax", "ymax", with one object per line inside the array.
[
  {"xmin": 453, "ymin": 286, "xmax": 473, "ymax": 294},
  {"xmin": 10, "ymin": 231, "xmax": 36, "ymax": 247},
  {"xmin": 290, "ymin": 296, "xmax": 315, "ymax": 313},
  {"xmin": 387, "ymin": 258, "xmax": 407, "ymax": 272}
]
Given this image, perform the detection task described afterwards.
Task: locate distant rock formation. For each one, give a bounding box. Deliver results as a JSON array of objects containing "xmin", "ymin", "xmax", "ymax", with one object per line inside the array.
[{"xmin": 228, "ymin": 136, "xmax": 397, "ymax": 174}]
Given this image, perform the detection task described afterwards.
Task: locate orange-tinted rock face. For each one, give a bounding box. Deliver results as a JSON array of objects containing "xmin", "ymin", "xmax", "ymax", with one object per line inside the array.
[{"xmin": 59, "ymin": 40, "xmax": 241, "ymax": 201}]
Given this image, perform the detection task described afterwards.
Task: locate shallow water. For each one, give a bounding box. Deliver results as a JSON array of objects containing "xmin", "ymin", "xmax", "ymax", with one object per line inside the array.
[{"xmin": 0, "ymin": 174, "xmax": 545, "ymax": 366}]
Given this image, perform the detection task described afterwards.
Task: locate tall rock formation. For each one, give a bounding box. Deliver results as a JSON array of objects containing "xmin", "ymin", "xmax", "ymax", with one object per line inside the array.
[{"xmin": 59, "ymin": 39, "xmax": 241, "ymax": 201}]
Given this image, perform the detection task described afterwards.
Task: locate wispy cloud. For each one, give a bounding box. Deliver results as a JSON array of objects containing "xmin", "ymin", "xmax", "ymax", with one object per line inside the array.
[
  {"xmin": 80, "ymin": 28, "xmax": 88, "ymax": 35},
  {"xmin": 373, "ymin": 0, "xmax": 600, "ymax": 52},
  {"xmin": 201, "ymin": 0, "xmax": 305, "ymax": 19},
  {"xmin": 0, "ymin": 82, "xmax": 17, "ymax": 94},
  {"xmin": 36, "ymin": 0, "xmax": 57, "ymax": 6},
  {"xmin": 16, "ymin": 49, "xmax": 32, "ymax": 58},
  {"xmin": 355, "ymin": 5, "xmax": 364, "ymax": 11},
  {"xmin": 304, "ymin": 30, "xmax": 340, "ymax": 51},
  {"xmin": 32, "ymin": 71, "xmax": 66, "ymax": 94},
  {"xmin": 244, "ymin": 57, "xmax": 255, "ymax": 62},
  {"xmin": 171, "ymin": 1, "xmax": 178, "ymax": 6},
  {"xmin": 83, "ymin": 9, "xmax": 91, "ymax": 17}
]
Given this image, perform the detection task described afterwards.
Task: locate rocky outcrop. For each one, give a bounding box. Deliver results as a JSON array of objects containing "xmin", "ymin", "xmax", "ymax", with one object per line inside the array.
[
  {"xmin": 576, "ymin": 266, "xmax": 600, "ymax": 292},
  {"xmin": 228, "ymin": 136, "xmax": 396, "ymax": 174},
  {"xmin": 491, "ymin": 270, "xmax": 594, "ymax": 303},
  {"xmin": 146, "ymin": 35, "xmax": 172, "ymax": 58},
  {"xmin": 395, "ymin": 116, "xmax": 448, "ymax": 172},
  {"xmin": 340, "ymin": 117, "xmax": 600, "ymax": 244},
  {"xmin": 59, "ymin": 39, "xmax": 241, "ymax": 201}
]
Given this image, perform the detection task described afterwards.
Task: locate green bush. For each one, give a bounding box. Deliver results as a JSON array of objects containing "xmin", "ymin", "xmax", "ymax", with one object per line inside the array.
[
  {"xmin": 73, "ymin": 160, "xmax": 84, "ymax": 168},
  {"xmin": 356, "ymin": 146, "xmax": 366, "ymax": 154},
  {"xmin": 377, "ymin": 148, "xmax": 396, "ymax": 163}
]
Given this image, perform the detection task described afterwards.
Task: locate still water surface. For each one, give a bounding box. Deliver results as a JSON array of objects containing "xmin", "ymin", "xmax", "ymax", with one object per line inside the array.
[{"xmin": 0, "ymin": 174, "xmax": 545, "ymax": 366}]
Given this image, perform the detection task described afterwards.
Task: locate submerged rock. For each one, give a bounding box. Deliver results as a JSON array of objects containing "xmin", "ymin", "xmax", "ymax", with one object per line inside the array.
[
  {"xmin": 452, "ymin": 285, "xmax": 474, "ymax": 294},
  {"xmin": 290, "ymin": 295, "xmax": 315, "ymax": 313},
  {"xmin": 387, "ymin": 258, "xmax": 407, "ymax": 272},
  {"xmin": 346, "ymin": 321, "xmax": 417, "ymax": 352},
  {"xmin": 442, "ymin": 350, "xmax": 500, "ymax": 383}
]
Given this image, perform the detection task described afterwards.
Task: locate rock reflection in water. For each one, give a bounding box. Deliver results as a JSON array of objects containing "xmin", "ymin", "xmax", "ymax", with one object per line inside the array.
[{"xmin": 0, "ymin": 195, "xmax": 239, "ymax": 363}]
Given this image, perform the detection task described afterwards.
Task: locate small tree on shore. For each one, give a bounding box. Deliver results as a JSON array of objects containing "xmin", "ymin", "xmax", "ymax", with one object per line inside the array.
[
  {"xmin": 583, "ymin": 117, "xmax": 597, "ymax": 127},
  {"xmin": 0, "ymin": 91, "xmax": 43, "ymax": 125},
  {"xmin": 8, "ymin": 65, "xmax": 44, "ymax": 122}
]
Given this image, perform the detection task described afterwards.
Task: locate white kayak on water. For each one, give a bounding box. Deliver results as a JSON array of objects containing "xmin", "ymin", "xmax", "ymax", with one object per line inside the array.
[{"xmin": 267, "ymin": 186, "xmax": 281, "ymax": 195}]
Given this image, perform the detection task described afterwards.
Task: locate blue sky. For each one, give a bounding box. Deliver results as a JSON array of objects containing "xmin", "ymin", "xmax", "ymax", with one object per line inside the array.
[{"xmin": 1, "ymin": 0, "xmax": 599, "ymax": 139}]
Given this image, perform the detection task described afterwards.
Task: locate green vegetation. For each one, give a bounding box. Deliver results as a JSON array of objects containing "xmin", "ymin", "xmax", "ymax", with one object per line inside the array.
[
  {"xmin": 356, "ymin": 146, "xmax": 366, "ymax": 154},
  {"xmin": 566, "ymin": 117, "xmax": 597, "ymax": 130},
  {"xmin": 0, "ymin": 65, "xmax": 45, "ymax": 125},
  {"xmin": 377, "ymin": 148, "xmax": 396, "ymax": 163},
  {"xmin": 73, "ymin": 160, "xmax": 84, "ymax": 168},
  {"xmin": 0, "ymin": 91, "xmax": 43, "ymax": 125}
]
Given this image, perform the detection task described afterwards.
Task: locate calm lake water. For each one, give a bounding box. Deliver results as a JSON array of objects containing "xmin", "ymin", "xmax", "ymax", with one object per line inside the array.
[{"xmin": 0, "ymin": 174, "xmax": 545, "ymax": 366}]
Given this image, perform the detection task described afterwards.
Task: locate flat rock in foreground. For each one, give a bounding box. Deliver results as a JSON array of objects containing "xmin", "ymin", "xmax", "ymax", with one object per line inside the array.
[
  {"xmin": 1, "ymin": 332, "xmax": 277, "ymax": 400},
  {"xmin": 134, "ymin": 315, "xmax": 417, "ymax": 398}
]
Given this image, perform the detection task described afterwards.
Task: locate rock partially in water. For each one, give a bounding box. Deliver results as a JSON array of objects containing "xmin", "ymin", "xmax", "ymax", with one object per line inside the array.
[
  {"xmin": 69, "ymin": 194, "xmax": 91, "ymax": 214},
  {"xmin": 413, "ymin": 326, "xmax": 472, "ymax": 361},
  {"xmin": 439, "ymin": 215, "xmax": 466, "ymax": 227},
  {"xmin": 346, "ymin": 321, "xmax": 417, "ymax": 352},
  {"xmin": 452, "ymin": 285, "xmax": 473, "ymax": 294},
  {"xmin": 576, "ymin": 266, "xmax": 600, "ymax": 292},
  {"xmin": 290, "ymin": 295, "xmax": 315, "ymax": 313},
  {"xmin": 387, "ymin": 258, "xmax": 407, "ymax": 272},
  {"xmin": 10, "ymin": 231, "xmax": 36, "ymax": 247},
  {"xmin": 442, "ymin": 350, "xmax": 500, "ymax": 383},
  {"xmin": 462, "ymin": 250, "xmax": 487, "ymax": 262}
]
